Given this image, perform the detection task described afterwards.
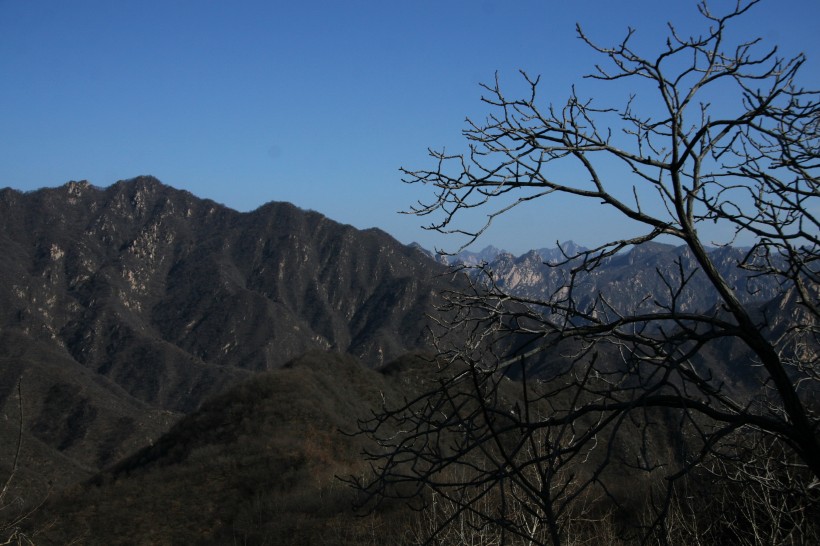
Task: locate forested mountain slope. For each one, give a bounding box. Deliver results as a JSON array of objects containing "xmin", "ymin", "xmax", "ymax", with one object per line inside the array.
[{"xmin": 0, "ymin": 177, "xmax": 446, "ymax": 488}]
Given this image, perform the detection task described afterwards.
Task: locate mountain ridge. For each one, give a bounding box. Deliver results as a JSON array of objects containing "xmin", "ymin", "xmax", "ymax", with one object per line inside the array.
[{"xmin": 0, "ymin": 176, "xmax": 448, "ymax": 489}]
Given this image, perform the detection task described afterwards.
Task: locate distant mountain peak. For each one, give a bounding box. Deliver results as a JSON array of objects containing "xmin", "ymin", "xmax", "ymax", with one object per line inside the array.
[{"xmin": 63, "ymin": 179, "xmax": 94, "ymax": 195}]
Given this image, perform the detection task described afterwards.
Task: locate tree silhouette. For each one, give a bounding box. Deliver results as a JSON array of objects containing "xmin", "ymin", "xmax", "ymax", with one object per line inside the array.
[{"xmin": 351, "ymin": 1, "xmax": 819, "ymax": 543}]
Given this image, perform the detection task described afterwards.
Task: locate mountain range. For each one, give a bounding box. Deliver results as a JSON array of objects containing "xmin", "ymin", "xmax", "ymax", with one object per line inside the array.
[
  {"xmin": 0, "ymin": 177, "xmax": 449, "ymax": 490},
  {"xmin": 0, "ymin": 177, "xmax": 796, "ymax": 543},
  {"xmin": 441, "ymin": 239, "xmax": 780, "ymax": 311}
]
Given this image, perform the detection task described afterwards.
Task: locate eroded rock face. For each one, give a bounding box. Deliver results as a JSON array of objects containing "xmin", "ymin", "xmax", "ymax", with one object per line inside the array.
[
  {"xmin": 452, "ymin": 241, "xmax": 780, "ymax": 314},
  {"xmin": 2, "ymin": 177, "xmax": 442, "ymax": 398}
]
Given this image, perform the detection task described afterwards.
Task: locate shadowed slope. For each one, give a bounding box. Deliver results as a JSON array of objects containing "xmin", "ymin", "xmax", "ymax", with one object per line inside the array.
[
  {"xmin": 30, "ymin": 352, "xmax": 432, "ymax": 545},
  {"xmin": 0, "ymin": 177, "xmax": 446, "ymax": 492}
]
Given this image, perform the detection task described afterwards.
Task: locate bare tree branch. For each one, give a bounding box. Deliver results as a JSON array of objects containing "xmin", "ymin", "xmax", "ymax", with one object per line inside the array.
[{"xmin": 355, "ymin": 1, "xmax": 819, "ymax": 543}]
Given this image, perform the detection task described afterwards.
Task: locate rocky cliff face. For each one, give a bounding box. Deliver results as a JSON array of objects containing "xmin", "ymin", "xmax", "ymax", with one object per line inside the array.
[{"xmin": 453, "ymin": 241, "xmax": 779, "ymax": 314}]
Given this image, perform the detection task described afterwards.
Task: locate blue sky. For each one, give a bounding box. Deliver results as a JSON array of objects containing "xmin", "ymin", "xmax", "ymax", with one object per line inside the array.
[{"xmin": 1, "ymin": 1, "xmax": 817, "ymax": 254}]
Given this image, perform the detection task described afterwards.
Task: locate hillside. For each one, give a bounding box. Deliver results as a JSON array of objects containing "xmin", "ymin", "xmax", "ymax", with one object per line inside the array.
[
  {"xmin": 24, "ymin": 345, "xmax": 787, "ymax": 545},
  {"xmin": 0, "ymin": 177, "xmax": 448, "ymax": 491},
  {"xmin": 20, "ymin": 350, "xmax": 666, "ymax": 545},
  {"xmin": 26, "ymin": 351, "xmax": 434, "ymax": 545}
]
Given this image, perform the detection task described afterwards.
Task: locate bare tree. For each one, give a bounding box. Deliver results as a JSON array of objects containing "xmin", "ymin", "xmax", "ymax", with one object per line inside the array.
[
  {"xmin": 351, "ymin": 1, "xmax": 818, "ymax": 544},
  {"xmin": 0, "ymin": 380, "xmax": 37, "ymax": 546}
]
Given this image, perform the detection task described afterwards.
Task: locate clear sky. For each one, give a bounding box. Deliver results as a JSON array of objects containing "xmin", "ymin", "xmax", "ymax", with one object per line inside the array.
[{"xmin": 1, "ymin": 0, "xmax": 817, "ymax": 254}]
